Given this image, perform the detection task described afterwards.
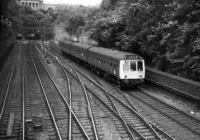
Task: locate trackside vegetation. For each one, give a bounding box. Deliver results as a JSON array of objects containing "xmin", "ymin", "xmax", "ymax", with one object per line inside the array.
[{"xmin": 55, "ymin": 0, "xmax": 200, "ymax": 81}]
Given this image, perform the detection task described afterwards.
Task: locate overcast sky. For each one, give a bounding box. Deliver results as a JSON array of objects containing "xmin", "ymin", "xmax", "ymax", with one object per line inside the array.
[{"xmin": 44, "ymin": 0, "xmax": 102, "ymax": 6}]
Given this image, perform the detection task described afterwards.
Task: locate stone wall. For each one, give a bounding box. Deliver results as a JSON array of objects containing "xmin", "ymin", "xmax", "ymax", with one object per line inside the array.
[{"xmin": 146, "ymin": 67, "xmax": 200, "ymax": 101}]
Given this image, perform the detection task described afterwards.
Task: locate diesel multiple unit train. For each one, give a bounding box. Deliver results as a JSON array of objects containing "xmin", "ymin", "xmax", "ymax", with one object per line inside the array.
[{"xmin": 59, "ymin": 40, "xmax": 145, "ymax": 88}]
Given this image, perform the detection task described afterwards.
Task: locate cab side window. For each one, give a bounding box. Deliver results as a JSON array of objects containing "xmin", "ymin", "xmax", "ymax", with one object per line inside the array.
[{"xmin": 138, "ymin": 61, "xmax": 143, "ymax": 71}]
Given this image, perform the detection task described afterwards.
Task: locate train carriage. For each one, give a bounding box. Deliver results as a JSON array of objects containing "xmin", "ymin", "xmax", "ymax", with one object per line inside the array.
[
  {"xmin": 59, "ymin": 40, "xmax": 73, "ymax": 55},
  {"xmin": 87, "ymin": 47, "xmax": 120, "ymax": 77},
  {"xmin": 71, "ymin": 43, "xmax": 91, "ymax": 62},
  {"xmin": 60, "ymin": 40, "xmax": 145, "ymax": 88},
  {"xmin": 88, "ymin": 47, "xmax": 145, "ymax": 87}
]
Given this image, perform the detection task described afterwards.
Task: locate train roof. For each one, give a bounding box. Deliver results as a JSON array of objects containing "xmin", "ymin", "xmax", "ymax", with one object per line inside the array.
[
  {"xmin": 59, "ymin": 40, "xmax": 74, "ymax": 45},
  {"xmin": 89, "ymin": 46, "xmax": 144, "ymax": 60},
  {"xmin": 60, "ymin": 41, "xmax": 144, "ymax": 60},
  {"xmin": 60, "ymin": 41, "xmax": 92, "ymax": 50},
  {"xmin": 72, "ymin": 42, "xmax": 92, "ymax": 50}
]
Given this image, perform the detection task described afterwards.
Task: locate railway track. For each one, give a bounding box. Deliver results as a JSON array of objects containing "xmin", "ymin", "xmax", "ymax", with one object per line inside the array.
[
  {"xmin": 84, "ymin": 63, "xmax": 200, "ymax": 140},
  {"xmin": 37, "ymin": 43, "xmax": 105, "ymax": 140},
  {"xmin": 54, "ymin": 56, "xmax": 138, "ymax": 140},
  {"xmin": 88, "ymin": 68, "xmax": 200, "ymax": 140},
  {"xmin": 39, "ymin": 40, "xmax": 200, "ymax": 139},
  {"xmin": 126, "ymin": 88, "xmax": 200, "ymax": 138},
  {"xmin": 26, "ymin": 42, "xmax": 60, "ymax": 139},
  {"xmin": 76, "ymin": 59, "xmax": 200, "ymax": 139},
  {"xmin": 94, "ymin": 80, "xmax": 176, "ymax": 140},
  {"xmin": 68, "ymin": 65, "xmax": 174, "ymax": 140},
  {"xmin": 41, "ymin": 42, "xmax": 175, "ymax": 140},
  {"xmin": 32, "ymin": 42, "xmax": 98, "ymax": 140},
  {"xmin": 24, "ymin": 45, "xmax": 34, "ymax": 140},
  {"xmin": 66, "ymin": 69, "xmax": 101, "ymax": 140},
  {"xmin": 4, "ymin": 40, "xmax": 198, "ymax": 140},
  {"xmin": 0, "ymin": 42, "xmax": 25, "ymax": 140}
]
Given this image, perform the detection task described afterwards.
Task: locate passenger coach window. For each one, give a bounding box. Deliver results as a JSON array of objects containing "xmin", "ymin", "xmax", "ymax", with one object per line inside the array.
[
  {"xmin": 130, "ymin": 61, "xmax": 136, "ymax": 71},
  {"xmin": 138, "ymin": 61, "xmax": 143, "ymax": 71}
]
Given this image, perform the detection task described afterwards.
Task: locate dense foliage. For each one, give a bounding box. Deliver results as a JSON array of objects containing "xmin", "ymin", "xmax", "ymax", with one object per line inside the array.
[
  {"xmin": 54, "ymin": 0, "xmax": 200, "ymax": 81},
  {"xmin": 84, "ymin": 0, "xmax": 200, "ymax": 81},
  {"xmin": 1, "ymin": 0, "xmax": 199, "ymax": 81},
  {"xmin": 55, "ymin": 5, "xmax": 97, "ymax": 42},
  {"xmin": 22, "ymin": 7, "xmax": 57, "ymax": 39},
  {"xmin": 0, "ymin": 1, "xmax": 57, "ymax": 55},
  {"xmin": 0, "ymin": 0, "xmax": 20, "ymax": 56}
]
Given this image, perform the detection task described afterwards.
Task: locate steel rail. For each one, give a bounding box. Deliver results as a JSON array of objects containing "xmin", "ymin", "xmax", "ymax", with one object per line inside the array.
[
  {"xmin": 30, "ymin": 49, "xmax": 63, "ymax": 140},
  {"xmin": 99, "ymin": 87, "xmax": 136, "ymax": 140},
  {"xmin": 22, "ymin": 40, "xmax": 26, "ymax": 140},
  {"xmin": 109, "ymin": 92, "xmax": 162, "ymax": 140},
  {"xmin": 22, "ymin": 64, "xmax": 25, "ymax": 140},
  {"xmin": 40, "ymin": 43, "xmax": 158, "ymax": 140},
  {"xmin": 52, "ymin": 49, "xmax": 138, "ymax": 139},
  {"xmin": 114, "ymin": 86, "xmax": 175, "ymax": 140},
  {"xmin": 42, "ymin": 41, "xmax": 185, "ymax": 140},
  {"xmin": 67, "ymin": 64, "xmax": 163, "ymax": 140},
  {"xmin": 140, "ymin": 85, "xmax": 200, "ymax": 123},
  {"xmin": 130, "ymin": 89, "xmax": 200, "ymax": 137},
  {"xmin": 62, "ymin": 63, "xmax": 143, "ymax": 140},
  {"xmin": 0, "ymin": 63, "xmax": 15, "ymax": 120},
  {"xmin": 39, "ymin": 42, "xmax": 170, "ymax": 139},
  {"xmin": 86, "ymin": 82, "xmax": 161, "ymax": 140},
  {"xmin": 62, "ymin": 68, "xmax": 72, "ymax": 140},
  {"xmin": 41, "ymin": 44, "xmax": 134, "ymax": 140},
  {"xmin": 0, "ymin": 42, "xmax": 19, "ymax": 120},
  {"xmin": 33, "ymin": 46, "xmax": 91, "ymax": 140},
  {"xmin": 69, "ymin": 65, "xmax": 162, "ymax": 139},
  {"xmin": 66, "ymin": 72, "xmax": 72, "ymax": 140},
  {"xmin": 107, "ymin": 91, "xmax": 146, "ymax": 140},
  {"xmin": 86, "ymin": 86, "xmax": 143, "ymax": 140},
  {"xmin": 74, "ymin": 70, "xmax": 99, "ymax": 140}
]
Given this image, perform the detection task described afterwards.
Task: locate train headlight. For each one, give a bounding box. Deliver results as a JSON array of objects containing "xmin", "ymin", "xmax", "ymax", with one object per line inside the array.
[{"xmin": 124, "ymin": 75, "xmax": 127, "ymax": 79}]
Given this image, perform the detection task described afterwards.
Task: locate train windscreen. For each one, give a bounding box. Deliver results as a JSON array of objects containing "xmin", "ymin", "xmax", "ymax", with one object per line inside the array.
[{"xmin": 130, "ymin": 61, "xmax": 136, "ymax": 71}]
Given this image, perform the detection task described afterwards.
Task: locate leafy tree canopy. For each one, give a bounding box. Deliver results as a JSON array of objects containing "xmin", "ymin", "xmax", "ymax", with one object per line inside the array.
[{"xmin": 86, "ymin": 0, "xmax": 200, "ymax": 81}]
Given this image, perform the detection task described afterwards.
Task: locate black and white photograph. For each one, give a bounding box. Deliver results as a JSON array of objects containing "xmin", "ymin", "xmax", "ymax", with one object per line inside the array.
[{"xmin": 0, "ymin": 0, "xmax": 200, "ymax": 139}]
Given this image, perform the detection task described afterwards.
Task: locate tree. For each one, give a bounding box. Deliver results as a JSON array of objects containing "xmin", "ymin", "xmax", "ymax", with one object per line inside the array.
[
  {"xmin": 56, "ymin": 5, "xmax": 88, "ymax": 41},
  {"xmin": 65, "ymin": 14, "xmax": 85, "ymax": 41},
  {"xmin": 0, "ymin": 0, "xmax": 22, "ymax": 56},
  {"xmin": 86, "ymin": 0, "xmax": 200, "ymax": 81}
]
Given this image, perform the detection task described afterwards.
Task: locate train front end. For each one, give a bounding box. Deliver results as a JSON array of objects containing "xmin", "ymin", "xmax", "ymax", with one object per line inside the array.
[{"xmin": 119, "ymin": 55, "xmax": 145, "ymax": 88}]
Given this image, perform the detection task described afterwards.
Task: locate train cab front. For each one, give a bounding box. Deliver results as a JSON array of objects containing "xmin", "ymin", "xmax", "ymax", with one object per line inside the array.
[{"xmin": 120, "ymin": 59, "xmax": 145, "ymax": 89}]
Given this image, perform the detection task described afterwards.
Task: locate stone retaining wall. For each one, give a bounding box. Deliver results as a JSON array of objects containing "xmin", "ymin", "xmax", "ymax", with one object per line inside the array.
[{"xmin": 146, "ymin": 67, "xmax": 200, "ymax": 101}]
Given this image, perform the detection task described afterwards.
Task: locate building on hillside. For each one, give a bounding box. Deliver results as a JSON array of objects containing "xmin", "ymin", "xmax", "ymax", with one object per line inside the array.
[
  {"xmin": 20, "ymin": 0, "xmax": 44, "ymax": 10},
  {"xmin": 44, "ymin": 4, "xmax": 61, "ymax": 10}
]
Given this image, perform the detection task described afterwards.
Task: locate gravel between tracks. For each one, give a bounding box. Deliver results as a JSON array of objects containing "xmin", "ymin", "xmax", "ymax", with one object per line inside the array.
[
  {"xmin": 92, "ymin": 74, "xmax": 200, "ymax": 140},
  {"xmin": 139, "ymin": 85, "xmax": 200, "ymax": 120},
  {"xmin": 41, "ymin": 40, "xmax": 200, "ymax": 140},
  {"xmin": 36, "ymin": 48, "xmax": 124, "ymax": 140}
]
